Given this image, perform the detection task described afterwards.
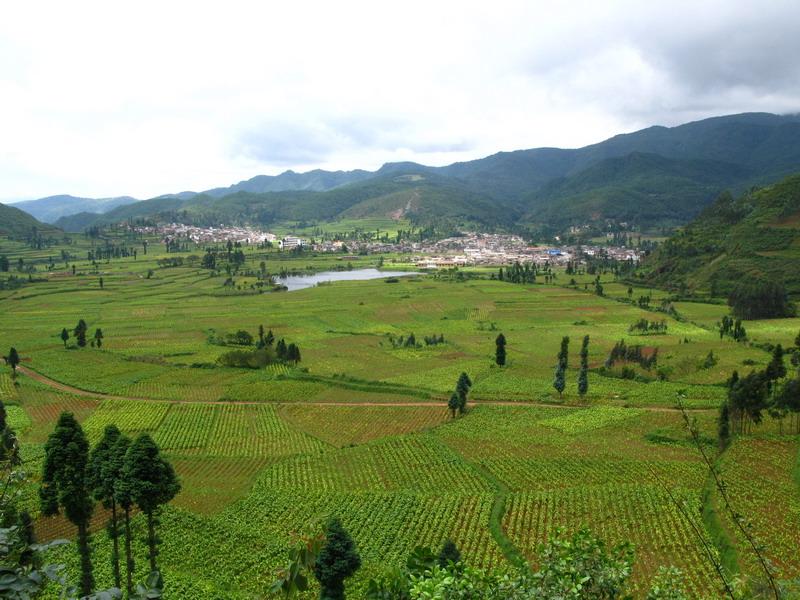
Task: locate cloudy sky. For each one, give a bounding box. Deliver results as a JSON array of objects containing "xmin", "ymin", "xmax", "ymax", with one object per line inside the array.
[{"xmin": 2, "ymin": 0, "xmax": 799, "ymax": 202}]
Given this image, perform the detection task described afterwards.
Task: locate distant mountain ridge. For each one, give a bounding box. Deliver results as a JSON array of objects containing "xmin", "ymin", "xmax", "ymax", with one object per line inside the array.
[
  {"xmin": 20, "ymin": 112, "xmax": 800, "ymax": 231},
  {"xmin": 10, "ymin": 195, "xmax": 138, "ymax": 224}
]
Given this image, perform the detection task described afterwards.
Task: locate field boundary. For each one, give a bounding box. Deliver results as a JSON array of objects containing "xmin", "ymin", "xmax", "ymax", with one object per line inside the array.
[{"xmin": 16, "ymin": 365, "xmax": 712, "ymax": 414}]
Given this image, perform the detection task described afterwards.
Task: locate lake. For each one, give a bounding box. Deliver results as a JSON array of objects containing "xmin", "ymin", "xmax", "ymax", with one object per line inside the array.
[{"xmin": 276, "ymin": 268, "xmax": 419, "ymax": 291}]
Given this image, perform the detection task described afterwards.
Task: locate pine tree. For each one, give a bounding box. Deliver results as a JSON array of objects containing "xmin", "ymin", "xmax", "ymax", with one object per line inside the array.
[
  {"xmin": 112, "ymin": 435, "xmax": 135, "ymax": 595},
  {"xmin": 6, "ymin": 347, "xmax": 20, "ymax": 373},
  {"xmin": 265, "ymin": 329, "xmax": 275, "ymax": 347},
  {"xmin": 94, "ymin": 328, "xmax": 104, "ymax": 349},
  {"xmin": 578, "ymin": 335, "xmax": 589, "ymax": 398},
  {"xmin": 495, "ymin": 333, "xmax": 506, "ymax": 366},
  {"xmin": 438, "ymin": 539, "xmax": 462, "ymax": 568},
  {"xmin": 74, "ymin": 319, "xmax": 88, "ymax": 348},
  {"xmin": 313, "ymin": 517, "xmax": 361, "ymax": 600},
  {"xmin": 287, "ymin": 343, "xmax": 301, "ymax": 364},
  {"xmin": 718, "ymin": 402, "xmax": 731, "ymax": 450},
  {"xmin": 257, "ymin": 324, "xmax": 265, "ymax": 348},
  {"xmin": 40, "ymin": 412, "xmax": 95, "ymax": 595},
  {"xmin": 276, "ymin": 338, "xmax": 287, "ymax": 360},
  {"xmin": 120, "ymin": 434, "xmax": 180, "ymax": 573},
  {"xmin": 60, "ymin": 328, "xmax": 69, "ymax": 348},
  {"xmin": 448, "ymin": 393, "xmax": 460, "ymax": 419},
  {"xmin": 553, "ymin": 336, "xmax": 570, "ymax": 398},
  {"xmin": 766, "ymin": 344, "xmax": 787, "ymax": 383},
  {"xmin": 456, "ymin": 372, "xmax": 472, "ymax": 414},
  {"xmin": 88, "ymin": 425, "xmax": 127, "ymax": 588}
]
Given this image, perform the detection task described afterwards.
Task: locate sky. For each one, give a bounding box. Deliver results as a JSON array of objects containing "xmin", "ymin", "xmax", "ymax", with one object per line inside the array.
[{"xmin": 2, "ymin": 0, "xmax": 799, "ymax": 202}]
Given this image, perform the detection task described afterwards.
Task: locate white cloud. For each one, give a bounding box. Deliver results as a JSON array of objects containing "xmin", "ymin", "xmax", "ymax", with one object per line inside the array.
[{"xmin": 0, "ymin": 0, "xmax": 798, "ymax": 201}]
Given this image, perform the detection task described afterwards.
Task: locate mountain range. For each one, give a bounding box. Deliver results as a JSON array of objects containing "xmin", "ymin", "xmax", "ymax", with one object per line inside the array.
[{"xmin": 9, "ymin": 112, "xmax": 800, "ymax": 232}]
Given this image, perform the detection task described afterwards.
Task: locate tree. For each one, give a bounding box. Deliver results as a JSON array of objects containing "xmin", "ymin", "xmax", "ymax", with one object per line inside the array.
[
  {"xmin": 495, "ymin": 334, "xmax": 506, "ymax": 366},
  {"xmin": 765, "ymin": 344, "xmax": 786, "ymax": 383},
  {"xmin": 553, "ymin": 336, "xmax": 569, "ymax": 398},
  {"xmin": 60, "ymin": 328, "xmax": 69, "ymax": 348},
  {"xmin": 120, "ymin": 433, "xmax": 180, "ymax": 573},
  {"xmin": 94, "ymin": 328, "xmax": 104, "ymax": 349},
  {"xmin": 112, "ymin": 434, "xmax": 135, "ymax": 594},
  {"xmin": 257, "ymin": 324, "xmax": 265, "ymax": 348},
  {"xmin": 728, "ymin": 279, "xmax": 796, "ymax": 320},
  {"xmin": 276, "ymin": 338, "xmax": 288, "ymax": 361},
  {"xmin": 456, "ymin": 372, "xmax": 472, "ymax": 414},
  {"xmin": 437, "ymin": 539, "xmax": 461, "ymax": 568},
  {"xmin": 287, "ymin": 343, "xmax": 301, "ymax": 364},
  {"xmin": 0, "ymin": 255, "xmax": 8, "ymax": 272},
  {"xmin": 578, "ymin": 335, "xmax": 589, "ymax": 398},
  {"xmin": 6, "ymin": 347, "xmax": 20, "ymax": 373},
  {"xmin": 448, "ymin": 393, "xmax": 460, "ymax": 419},
  {"xmin": 728, "ymin": 370, "xmax": 769, "ymax": 433},
  {"xmin": 717, "ymin": 402, "xmax": 731, "ymax": 450},
  {"xmin": 39, "ymin": 412, "xmax": 95, "ymax": 595},
  {"xmin": 88, "ymin": 425, "xmax": 127, "ymax": 588},
  {"xmin": 313, "ymin": 517, "xmax": 361, "ymax": 600},
  {"xmin": 99, "ymin": 277, "xmax": 104, "ymax": 289},
  {"xmin": 74, "ymin": 319, "xmax": 88, "ymax": 348},
  {"xmin": 265, "ymin": 329, "xmax": 275, "ymax": 347}
]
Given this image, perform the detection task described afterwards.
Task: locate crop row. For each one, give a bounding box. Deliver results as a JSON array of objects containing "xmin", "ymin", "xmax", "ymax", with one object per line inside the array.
[
  {"xmin": 504, "ymin": 483, "xmax": 718, "ymax": 597},
  {"xmin": 254, "ymin": 435, "xmax": 491, "ymax": 494},
  {"xmin": 720, "ymin": 438, "xmax": 800, "ymax": 580}
]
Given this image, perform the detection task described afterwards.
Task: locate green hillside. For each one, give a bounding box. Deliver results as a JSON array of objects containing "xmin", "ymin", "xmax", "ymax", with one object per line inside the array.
[
  {"xmin": 525, "ymin": 152, "xmax": 752, "ymax": 227},
  {"xmin": 0, "ymin": 202, "xmax": 60, "ymax": 238},
  {"xmin": 642, "ymin": 173, "xmax": 800, "ymax": 295}
]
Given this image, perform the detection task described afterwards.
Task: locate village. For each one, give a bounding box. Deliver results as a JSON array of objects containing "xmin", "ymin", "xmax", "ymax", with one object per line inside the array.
[{"xmin": 134, "ymin": 225, "xmax": 644, "ymax": 267}]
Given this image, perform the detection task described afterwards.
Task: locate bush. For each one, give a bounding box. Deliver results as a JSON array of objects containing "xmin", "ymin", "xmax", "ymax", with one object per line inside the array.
[{"xmin": 217, "ymin": 348, "xmax": 275, "ymax": 369}]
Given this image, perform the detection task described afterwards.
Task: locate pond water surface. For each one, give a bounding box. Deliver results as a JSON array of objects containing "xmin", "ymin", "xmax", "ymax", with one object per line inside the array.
[{"xmin": 277, "ymin": 268, "xmax": 419, "ymax": 291}]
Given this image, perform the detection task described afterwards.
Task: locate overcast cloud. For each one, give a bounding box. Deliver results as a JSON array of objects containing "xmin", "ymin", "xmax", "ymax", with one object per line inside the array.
[{"xmin": 1, "ymin": 0, "xmax": 799, "ymax": 201}]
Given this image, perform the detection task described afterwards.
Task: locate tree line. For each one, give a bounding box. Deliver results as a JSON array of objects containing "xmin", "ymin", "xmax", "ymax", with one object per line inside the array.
[
  {"xmin": 719, "ymin": 339, "xmax": 800, "ymax": 439},
  {"xmin": 0, "ymin": 402, "xmax": 173, "ymax": 598},
  {"xmin": 59, "ymin": 319, "xmax": 104, "ymax": 349}
]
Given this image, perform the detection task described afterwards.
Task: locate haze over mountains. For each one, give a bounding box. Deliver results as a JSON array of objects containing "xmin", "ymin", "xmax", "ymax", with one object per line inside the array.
[{"xmin": 10, "ymin": 112, "xmax": 800, "ymax": 231}]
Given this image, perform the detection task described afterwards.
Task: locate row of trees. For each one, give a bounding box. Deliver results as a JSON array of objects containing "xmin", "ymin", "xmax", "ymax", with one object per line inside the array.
[
  {"xmin": 553, "ymin": 336, "xmax": 591, "ymax": 398},
  {"xmin": 59, "ymin": 320, "xmax": 104, "ymax": 348},
  {"xmin": 718, "ymin": 315, "xmax": 747, "ymax": 342},
  {"xmin": 40, "ymin": 414, "xmax": 180, "ymax": 596},
  {"xmin": 447, "ymin": 372, "xmax": 473, "ymax": 418},
  {"xmin": 720, "ymin": 343, "xmax": 800, "ymax": 438},
  {"xmin": 628, "ymin": 318, "xmax": 668, "ymax": 335},
  {"xmin": 605, "ymin": 339, "xmax": 658, "ymax": 370},
  {"xmin": 387, "ymin": 333, "xmax": 446, "ymax": 349}
]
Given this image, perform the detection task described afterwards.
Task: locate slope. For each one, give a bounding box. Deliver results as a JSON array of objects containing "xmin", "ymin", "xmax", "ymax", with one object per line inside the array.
[
  {"xmin": 0, "ymin": 203, "xmax": 60, "ymax": 238},
  {"xmin": 524, "ymin": 153, "xmax": 753, "ymax": 227},
  {"xmin": 642, "ymin": 173, "xmax": 800, "ymax": 295}
]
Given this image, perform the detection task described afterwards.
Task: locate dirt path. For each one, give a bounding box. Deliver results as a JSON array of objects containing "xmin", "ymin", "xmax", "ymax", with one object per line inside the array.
[{"xmin": 16, "ymin": 365, "xmax": 704, "ymax": 413}]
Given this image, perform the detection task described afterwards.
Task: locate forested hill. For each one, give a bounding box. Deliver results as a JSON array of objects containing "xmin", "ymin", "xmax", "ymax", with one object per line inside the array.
[
  {"xmin": 39, "ymin": 112, "xmax": 800, "ymax": 231},
  {"xmin": 0, "ymin": 202, "xmax": 60, "ymax": 238},
  {"xmin": 641, "ymin": 173, "xmax": 800, "ymax": 296}
]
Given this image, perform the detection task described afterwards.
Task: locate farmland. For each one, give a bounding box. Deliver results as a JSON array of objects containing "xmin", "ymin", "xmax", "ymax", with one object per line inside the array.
[{"xmin": 1, "ymin": 232, "xmax": 799, "ymax": 598}]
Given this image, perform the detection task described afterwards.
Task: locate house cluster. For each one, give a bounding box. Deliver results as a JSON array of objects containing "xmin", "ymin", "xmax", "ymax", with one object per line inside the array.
[
  {"xmin": 411, "ymin": 233, "xmax": 642, "ymax": 268},
  {"xmin": 132, "ymin": 224, "xmax": 277, "ymax": 245}
]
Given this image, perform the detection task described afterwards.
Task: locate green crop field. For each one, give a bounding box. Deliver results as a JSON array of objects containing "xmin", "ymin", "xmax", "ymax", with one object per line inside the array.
[{"xmin": 1, "ymin": 232, "xmax": 799, "ymax": 598}]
